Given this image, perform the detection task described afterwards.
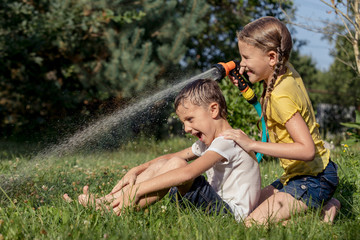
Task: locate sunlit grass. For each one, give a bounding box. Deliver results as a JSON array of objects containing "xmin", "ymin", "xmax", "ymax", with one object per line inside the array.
[{"xmin": 0, "ymin": 138, "xmax": 360, "ymax": 239}]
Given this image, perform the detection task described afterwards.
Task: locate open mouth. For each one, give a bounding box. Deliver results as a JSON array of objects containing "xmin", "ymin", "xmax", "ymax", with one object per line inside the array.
[{"xmin": 195, "ymin": 132, "xmax": 203, "ymax": 141}]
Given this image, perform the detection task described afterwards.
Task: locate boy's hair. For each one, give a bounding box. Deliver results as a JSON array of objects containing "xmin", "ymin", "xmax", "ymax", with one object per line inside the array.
[
  {"xmin": 237, "ymin": 16, "xmax": 292, "ymax": 123},
  {"xmin": 174, "ymin": 79, "xmax": 227, "ymax": 119}
]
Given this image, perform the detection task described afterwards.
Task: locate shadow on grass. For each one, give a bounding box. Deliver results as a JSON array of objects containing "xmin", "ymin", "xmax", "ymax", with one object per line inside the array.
[{"xmin": 336, "ymin": 177, "xmax": 358, "ymax": 220}]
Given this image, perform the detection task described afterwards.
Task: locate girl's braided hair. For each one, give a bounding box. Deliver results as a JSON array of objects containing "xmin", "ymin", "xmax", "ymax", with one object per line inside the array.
[{"xmin": 237, "ymin": 16, "xmax": 292, "ymax": 124}]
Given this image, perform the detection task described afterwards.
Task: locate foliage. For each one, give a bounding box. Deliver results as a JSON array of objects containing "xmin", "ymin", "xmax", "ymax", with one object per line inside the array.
[
  {"xmin": 289, "ymin": 43, "xmax": 320, "ymax": 104},
  {"xmin": 0, "ymin": 0, "xmax": 209, "ymax": 139},
  {"xmin": 321, "ymin": 0, "xmax": 360, "ymax": 76},
  {"xmin": 0, "ymin": 139, "xmax": 360, "ymax": 239},
  {"xmin": 185, "ymin": 0, "xmax": 294, "ymax": 71},
  {"xmin": 219, "ymin": 77, "xmax": 264, "ymax": 141},
  {"xmin": 341, "ymin": 110, "xmax": 360, "ymax": 145},
  {"xmin": 307, "ymin": 1, "xmax": 360, "ymax": 114}
]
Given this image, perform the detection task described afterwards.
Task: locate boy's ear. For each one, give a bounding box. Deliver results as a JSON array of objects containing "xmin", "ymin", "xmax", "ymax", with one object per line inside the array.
[
  {"xmin": 268, "ymin": 50, "xmax": 277, "ymax": 67},
  {"xmin": 209, "ymin": 102, "xmax": 220, "ymax": 118}
]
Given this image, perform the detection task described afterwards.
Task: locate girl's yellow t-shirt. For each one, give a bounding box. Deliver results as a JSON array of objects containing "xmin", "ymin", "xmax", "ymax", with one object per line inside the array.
[{"xmin": 266, "ymin": 63, "xmax": 330, "ymax": 185}]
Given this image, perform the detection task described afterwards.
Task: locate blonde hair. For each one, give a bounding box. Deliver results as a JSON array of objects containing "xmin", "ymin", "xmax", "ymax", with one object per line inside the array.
[
  {"xmin": 237, "ymin": 16, "xmax": 292, "ymax": 123},
  {"xmin": 174, "ymin": 79, "xmax": 228, "ymax": 119}
]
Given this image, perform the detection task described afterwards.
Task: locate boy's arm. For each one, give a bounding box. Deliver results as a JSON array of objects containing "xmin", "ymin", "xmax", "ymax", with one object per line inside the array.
[
  {"xmin": 110, "ymin": 147, "xmax": 196, "ymax": 194},
  {"xmin": 112, "ymin": 150, "xmax": 224, "ymax": 213}
]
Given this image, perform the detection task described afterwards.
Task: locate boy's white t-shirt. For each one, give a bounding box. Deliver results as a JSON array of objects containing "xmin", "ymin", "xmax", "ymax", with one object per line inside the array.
[{"xmin": 192, "ymin": 136, "xmax": 261, "ymax": 221}]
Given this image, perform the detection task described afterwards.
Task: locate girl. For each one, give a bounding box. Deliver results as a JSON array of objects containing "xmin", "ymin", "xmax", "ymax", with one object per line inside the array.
[{"xmin": 221, "ymin": 16, "xmax": 340, "ymax": 226}]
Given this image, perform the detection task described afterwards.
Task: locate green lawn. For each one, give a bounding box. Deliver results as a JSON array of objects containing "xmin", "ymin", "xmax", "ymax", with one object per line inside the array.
[{"xmin": 0, "ymin": 138, "xmax": 359, "ymax": 239}]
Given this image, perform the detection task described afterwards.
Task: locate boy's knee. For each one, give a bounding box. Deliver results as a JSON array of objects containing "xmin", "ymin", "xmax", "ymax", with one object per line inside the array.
[{"xmin": 167, "ymin": 157, "xmax": 188, "ymax": 169}]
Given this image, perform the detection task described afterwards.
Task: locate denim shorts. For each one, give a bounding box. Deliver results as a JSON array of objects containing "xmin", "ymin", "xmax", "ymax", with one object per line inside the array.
[
  {"xmin": 271, "ymin": 160, "xmax": 339, "ymax": 208},
  {"xmin": 169, "ymin": 175, "xmax": 232, "ymax": 215}
]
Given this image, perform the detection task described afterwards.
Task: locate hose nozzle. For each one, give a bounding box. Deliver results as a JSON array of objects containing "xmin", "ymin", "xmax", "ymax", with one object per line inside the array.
[
  {"xmin": 213, "ymin": 60, "xmax": 257, "ymax": 104},
  {"xmin": 212, "ymin": 61, "xmax": 237, "ymax": 81}
]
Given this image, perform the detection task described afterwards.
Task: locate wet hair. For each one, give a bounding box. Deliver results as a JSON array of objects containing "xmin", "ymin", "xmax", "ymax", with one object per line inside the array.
[
  {"xmin": 174, "ymin": 79, "xmax": 227, "ymax": 119},
  {"xmin": 237, "ymin": 16, "xmax": 292, "ymax": 123}
]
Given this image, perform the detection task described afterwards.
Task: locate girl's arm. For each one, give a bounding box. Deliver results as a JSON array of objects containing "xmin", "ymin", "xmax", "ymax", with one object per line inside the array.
[
  {"xmin": 111, "ymin": 150, "xmax": 224, "ymax": 212},
  {"xmin": 222, "ymin": 112, "xmax": 315, "ymax": 161},
  {"xmin": 110, "ymin": 147, "xmax": 196, "ymax": 194}
]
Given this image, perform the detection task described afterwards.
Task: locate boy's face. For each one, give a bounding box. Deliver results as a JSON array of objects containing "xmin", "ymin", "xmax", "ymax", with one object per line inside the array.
[{"xmin": 176, "ymin": 100, "xmax": 217, "ymax": 146}]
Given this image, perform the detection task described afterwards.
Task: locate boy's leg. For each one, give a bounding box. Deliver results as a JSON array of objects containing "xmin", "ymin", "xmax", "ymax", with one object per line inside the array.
[
  {"xmin": 65, "ymin": 157, "xmax": 189, "ymax": 211},
  {"xmin": 135, "ymin": 157, "xmax": 189, "ymax": 208},
  {"xmin": 169, "ymin": 175, "xmax": 231, "ymax": 216}
]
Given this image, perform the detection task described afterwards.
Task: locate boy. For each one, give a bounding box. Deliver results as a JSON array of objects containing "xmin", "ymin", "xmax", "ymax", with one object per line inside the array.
[{"xmin": 64, "ymin": 79, "xmax": 261, "ymax": 222}]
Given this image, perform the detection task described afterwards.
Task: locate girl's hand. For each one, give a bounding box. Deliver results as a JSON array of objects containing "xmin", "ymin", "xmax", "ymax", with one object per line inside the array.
[
  {"xmin": 228, "ymin": 74, "xmax": 238, "ymax": 87},
  {"xmin": 228, "ymin": 66, "xmax": 246, "ymax": 87},
  {"xmin": 221, "ymin": 129, "xmax": 254, "ymax": 153},
  {"xmin": 110, "ymin": 170, "xmax": 137, "ymax": 194}
]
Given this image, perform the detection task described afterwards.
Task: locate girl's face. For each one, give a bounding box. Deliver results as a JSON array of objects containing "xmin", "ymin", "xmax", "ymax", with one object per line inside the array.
[
  {"xmin": 238, "ymin": 41, "xmax": 276, "ymax": 84},
  {"xmin": 176, "ymin": 100, "xmax": 218, "ymax": 146}
]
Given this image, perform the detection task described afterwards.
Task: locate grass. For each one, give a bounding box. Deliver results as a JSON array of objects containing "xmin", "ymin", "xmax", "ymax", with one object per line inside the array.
[{"xmin": 0, "ymin": 137, "xmax": 360, "ymax": 239}]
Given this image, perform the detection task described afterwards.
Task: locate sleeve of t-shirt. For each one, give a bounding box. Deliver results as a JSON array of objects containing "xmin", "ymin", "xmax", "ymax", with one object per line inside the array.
[
  {"xmin": 192, "ymin": 140, "xmax": 207, "ymax": 157},
  {"xmin": 206, "ymin": 137, "xmax": 238, "ymax": 163},
  {"xmin": 270, "ymin": 90, "xmax": 300, "ymax": 125}
]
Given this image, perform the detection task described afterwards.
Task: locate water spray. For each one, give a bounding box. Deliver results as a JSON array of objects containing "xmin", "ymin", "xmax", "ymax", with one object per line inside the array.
[{"xmin": 211, "ymin": 60, "xmax": 268, "ymax": 163}]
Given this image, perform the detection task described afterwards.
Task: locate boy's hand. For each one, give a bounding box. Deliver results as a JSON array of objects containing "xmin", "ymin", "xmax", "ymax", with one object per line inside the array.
[
  {"xmin": 110, "ymin": 171, "xmax": 137, "ymax": 194},
  {"xmin": 111, "ymin": 186, "xmax": 139, "ymax": 216}
]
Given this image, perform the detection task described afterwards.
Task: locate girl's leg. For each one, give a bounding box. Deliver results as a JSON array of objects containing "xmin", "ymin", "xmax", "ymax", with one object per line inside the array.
[
  {"xmin": 245, "ymin": 191, "xmax": 308, "ymax": 226},
  {"xmin": 321, "ymin": 198, "xmax": 341, "ymax": 223},
  {"xmin": 257, "ymin": 185, "xmax": 279, "ymax": 205}
]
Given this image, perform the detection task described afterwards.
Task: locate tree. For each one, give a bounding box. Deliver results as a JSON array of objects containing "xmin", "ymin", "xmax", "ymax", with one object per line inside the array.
[
  {"xmin": 282, "ymin": 0, "xmax": 360, "ymax": 108},
  {"xmin": 185, "ymin": 0, "xmax": 294, "ymax": 71},
  {"xmin": 320, "ymin": 0, "xmax": 360, "ymax": 75},
  {"xmin": 0, "ymin": 0, "xmax": 210, "ymax": 139}
]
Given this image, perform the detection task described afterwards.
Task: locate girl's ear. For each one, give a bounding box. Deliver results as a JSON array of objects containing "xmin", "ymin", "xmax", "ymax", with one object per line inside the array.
[
  {"xmin": 209, "ymin": 102, "xmax": 220, "ymax": 118},
  {"xmin": 268, "ymin": 50, "xmax": 277, "ymax": 67}
]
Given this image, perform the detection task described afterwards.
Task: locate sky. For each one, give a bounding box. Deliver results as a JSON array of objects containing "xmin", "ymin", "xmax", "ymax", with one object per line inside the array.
[{"xmin": 291, "ymin": 0, "xmax": 338, "ymax": 71}]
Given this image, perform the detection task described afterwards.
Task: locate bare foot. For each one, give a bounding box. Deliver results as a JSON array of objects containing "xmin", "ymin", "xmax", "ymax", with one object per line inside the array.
[
  {"xmin": 63, "ymin": 193, "xmax": 73, "ymax": 203},
  {"xmin": 78, "ymin": 186, "xmax": 111, "ymax": 211},
  {"xmin": 78, "ymin": 186, "xmax": 97, "ymax": 207},
  {"xmin": 322, "ymin": 198, "xmax": 341, "ymax": 223}
]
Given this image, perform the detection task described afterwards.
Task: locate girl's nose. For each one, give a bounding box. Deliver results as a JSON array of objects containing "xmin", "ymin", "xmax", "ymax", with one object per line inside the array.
[{"xmin": 240, "ymin": 58, "xmax": 246, "ymax": 67}]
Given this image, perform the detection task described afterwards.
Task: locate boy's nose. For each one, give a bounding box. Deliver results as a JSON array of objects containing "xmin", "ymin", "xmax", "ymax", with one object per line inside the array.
[{"xmin": 184, "ymin": 124, "xmax": 192, "ymax": 133}]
